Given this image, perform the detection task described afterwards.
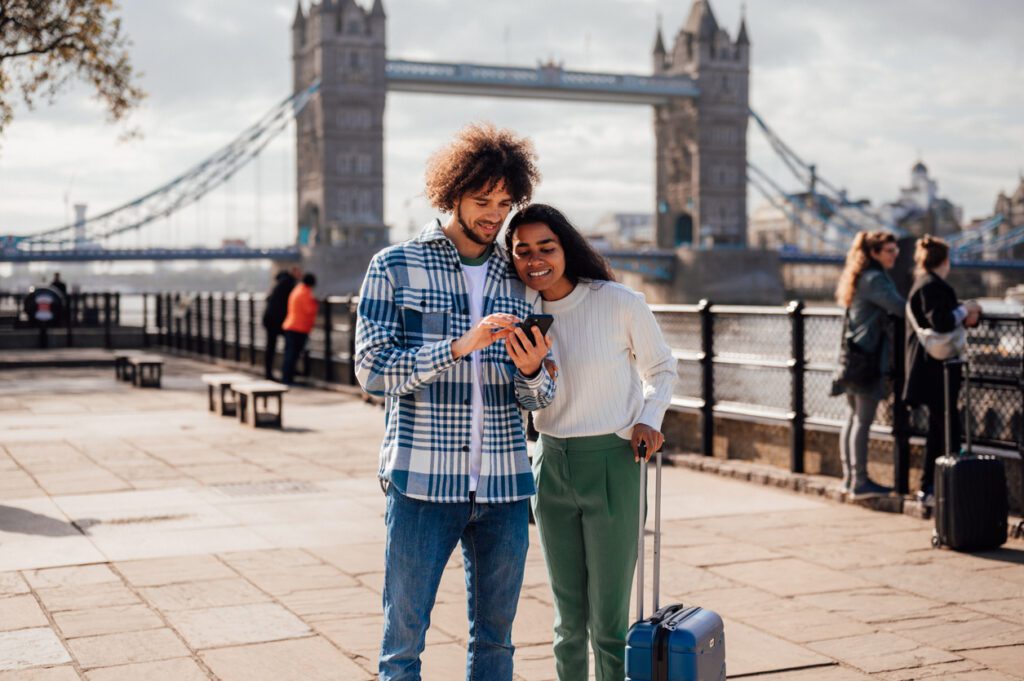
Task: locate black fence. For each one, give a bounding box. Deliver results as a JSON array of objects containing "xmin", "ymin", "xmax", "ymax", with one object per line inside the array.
[
  {"xmin": 651, "ymin": 301, "xmax": 1023, "ymax": 493},
  {"xmin": 0, "ymin": 291, "xmax": 123, "ymax": 347}
]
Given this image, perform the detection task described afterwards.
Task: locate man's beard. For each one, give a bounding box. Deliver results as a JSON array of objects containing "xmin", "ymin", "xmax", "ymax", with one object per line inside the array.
[{"xmin": 457, "ymin": 207, "xmax": 496, "ymax": 247}]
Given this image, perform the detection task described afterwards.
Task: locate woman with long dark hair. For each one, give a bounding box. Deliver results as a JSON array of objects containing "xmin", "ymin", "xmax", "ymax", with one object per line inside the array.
[
  {"xmin": 904, "ymin": 235, "xmax": 981, "ymax": 505},
  {"xmin": 504, "ymin": 204, "xmax": 676, "ymax": 681},
  {"xmin": 833, "ymin": 230, "xmax": 905, "ymax": 497}
]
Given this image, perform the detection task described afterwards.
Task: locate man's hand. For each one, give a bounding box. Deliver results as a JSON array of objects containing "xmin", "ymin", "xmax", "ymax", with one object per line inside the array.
[
  {"xmin": 505, "ymin": 325, "xmax": 552, "ymax": 377},
  {"xmin": 452, "ymin": 313, "xmax": 518, "ymax": 359},
  {"xmin": 631, "ymin": 423, "xmax": 664, "ymax": 462}
]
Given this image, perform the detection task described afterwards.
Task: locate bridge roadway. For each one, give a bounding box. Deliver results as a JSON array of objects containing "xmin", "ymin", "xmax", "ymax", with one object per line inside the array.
[{"xmin": 0, "ymin": 352, "xmax": 1021, "ymax": 679}]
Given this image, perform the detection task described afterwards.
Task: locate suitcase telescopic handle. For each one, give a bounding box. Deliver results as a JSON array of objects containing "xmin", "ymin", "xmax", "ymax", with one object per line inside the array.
[{"xmin": 636, "ymin": 441, "xmax": 663, "ymax": 623}]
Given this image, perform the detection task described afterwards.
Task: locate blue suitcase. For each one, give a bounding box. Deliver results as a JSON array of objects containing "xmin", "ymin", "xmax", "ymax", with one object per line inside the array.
[{"xmin": 625, "ymin": 445, "xmax": 726, "ymax": 681}]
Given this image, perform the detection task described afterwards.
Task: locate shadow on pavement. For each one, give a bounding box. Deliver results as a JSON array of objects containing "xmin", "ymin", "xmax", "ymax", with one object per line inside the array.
[{"xmin": 0, "ymin": 505, "xmax": 96, "ymax": 537}]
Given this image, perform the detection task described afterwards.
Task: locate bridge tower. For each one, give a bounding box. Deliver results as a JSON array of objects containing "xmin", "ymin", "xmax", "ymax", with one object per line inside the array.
[
  {"xmin": 292, "ymin": 0, "xmax": 389, "ymax": 262},
  {"xmin": 653, "ymin": 0, "xmax": 749, "ymax": 248}
]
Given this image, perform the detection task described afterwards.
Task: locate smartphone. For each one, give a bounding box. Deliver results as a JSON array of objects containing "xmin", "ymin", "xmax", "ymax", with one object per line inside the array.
[{"xmin": 515, "ymin": 314, "xmax": 554, "ymax": 345}]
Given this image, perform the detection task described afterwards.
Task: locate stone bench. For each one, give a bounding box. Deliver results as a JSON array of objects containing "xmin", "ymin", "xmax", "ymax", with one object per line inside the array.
[
  {"xmin": 126, "ymin": 355, "xmax": 164, "ymax": 388},
  {"xmin": 231, "ymin": 381, "xmax": 288, "ymax": 428},
  {"xmin": 200, "ymin": 373, "xmax": 254, "ymax": 417},
  {"xmin": 114, "ymin": 352, "xmax": 143, "ymax": 382}
]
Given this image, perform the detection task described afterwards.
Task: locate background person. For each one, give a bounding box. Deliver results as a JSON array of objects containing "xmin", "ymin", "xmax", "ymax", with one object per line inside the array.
[
  {"xmin": 281, "ymin": 272, "xmax": 318, "ymax": 385},
  {"xmin": 506, "ymin": 203, "xmax": 677, "ymax": 681},
  {"xmin": 262, "ymin": 265, "xmax": 300, "ymax": 380},
  {"xmin": 833, "ymin": 231, "xmax": 905, "ymax": 498},
  {"xmin": 904, "ymin": 235, "xmax": 981, "ymax": 505}
]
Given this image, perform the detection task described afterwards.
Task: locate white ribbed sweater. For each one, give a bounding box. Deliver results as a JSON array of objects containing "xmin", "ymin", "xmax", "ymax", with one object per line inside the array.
[{"xmin": 531, "ymin": 281, "xmax": 678, "ymax": 439}]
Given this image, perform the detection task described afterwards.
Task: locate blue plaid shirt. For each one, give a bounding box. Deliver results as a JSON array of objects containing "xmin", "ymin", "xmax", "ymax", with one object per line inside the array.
[{"xmin": 355, "ymin": 220, "xmax": 556, "ymax": 503}]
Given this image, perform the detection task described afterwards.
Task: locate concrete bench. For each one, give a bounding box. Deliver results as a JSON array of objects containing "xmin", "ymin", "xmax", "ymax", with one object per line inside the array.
[
  {"xmin": 126, "ymin": 355, "xmax": 164, "ymax": 388},
  {"xmin": 232, "ymin": 381, "xmax": 288, "ymax": 428},
  {"xmin": 114, "ymin": 352, "xmax": 143, "ymax": 382},
  {"xmin": 200, "ymin": 373, "xmax": 254, "ymax": 416}
]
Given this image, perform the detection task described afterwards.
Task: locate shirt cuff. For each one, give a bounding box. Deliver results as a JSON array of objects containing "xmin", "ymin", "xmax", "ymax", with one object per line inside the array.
[
  {"xmin": 426, "ymin": 339, "xmax": 462, "ymax": 373},
  {"xmin": 516, "ymin": 367, "xmax": 547, "ymax": 390}
]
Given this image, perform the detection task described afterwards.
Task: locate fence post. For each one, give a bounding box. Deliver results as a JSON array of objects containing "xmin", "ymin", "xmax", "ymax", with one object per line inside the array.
[
  {"xmin": 220, "ymin": 294, "xmax": 228, "ymax": 359},
  {"xmin": 194, "ymin": 293, "xmax": 203, "ymax": 354},
  {"xmin": 348, "ymin": 299, "xmax": 359, "ymax": 386},
  {"xmin": 323, "ymin": 298, "xmax": 335, "ymax": 383},
  {"xmin": 142, "ymin": 294, "xmax": 149, "ymax": 348},
  {"xmin": 114, "ymin": 292, "xmax": 121, "ymax": 326},
  {"xmin": 788, "ymin": 300, "xmax": 806, "ymax": 474},
  {"xmin": 698, "ymin": 299, "xmax": 715, "ymax": 457},
  {"xmin": 234, "ymin": 295, "xmax": 242, "ymax": 362},
  {"xmin": 66, "ymin": 293, "xmax": 74, "ymax": 347},
  {"xmin": 208, "ymin": 293, "xmax": 217, "ymax": 359},
  {"xmin": 249, "ymin": 296, "xmax": 257, "ymax": 367},
  {"xmin": 891, "ymin": 315, "xmax": 911, "ymax": 495},
  {"xmin": 103, "ymin": 292, "xmax": 112, "ymax": 349}
]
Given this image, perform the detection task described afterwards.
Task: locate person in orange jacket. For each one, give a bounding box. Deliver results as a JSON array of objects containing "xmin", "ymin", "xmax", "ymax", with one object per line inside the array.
[{"xmin": 281, "ymin": 272, "xmax": 319, "ymax": 385}]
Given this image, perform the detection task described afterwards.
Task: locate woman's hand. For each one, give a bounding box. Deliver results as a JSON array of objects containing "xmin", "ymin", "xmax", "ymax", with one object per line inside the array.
[
  {"xmin": 451, "ymin": 313, "xmax": 518, "ymax": 359},
  {"xmin": 631, "ymin": 423, "xmax": 664, "ymax": 462},
  {"xmin": 505, "ymin": 325, "xmax": 552, "ymax": 377}
]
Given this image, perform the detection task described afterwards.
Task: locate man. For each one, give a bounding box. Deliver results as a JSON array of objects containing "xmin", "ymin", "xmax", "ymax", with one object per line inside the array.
[
  {"xmin": 262, "ymin": 265, "xmax": 300, "ymax": 380},
  {"xmin": 355, "ymin": 123, "xmax": 555, "ymax": 681},
  {"xmin": 281, "ymin": 272, "xmax": 318, "ymax": 385}
]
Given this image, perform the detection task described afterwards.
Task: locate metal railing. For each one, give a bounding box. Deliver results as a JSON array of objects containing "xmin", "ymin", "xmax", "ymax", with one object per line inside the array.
[
  {"xmin": 0, "ymin": 290, "xmax": 123, "ymax": 348},
  {"xmin": 652, "ymin": 300, "xmax": 1024, "ymax": 493}
]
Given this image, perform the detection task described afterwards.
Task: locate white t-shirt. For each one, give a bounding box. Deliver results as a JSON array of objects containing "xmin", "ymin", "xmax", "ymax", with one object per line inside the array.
[{"xmin": 462, "ymin": 260, "xmax": 489, "ymax": 492}]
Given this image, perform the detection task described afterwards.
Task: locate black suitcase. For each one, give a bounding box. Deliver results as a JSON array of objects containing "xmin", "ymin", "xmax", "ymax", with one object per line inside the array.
[{"xmin": 932, "ymin": 359, "xmax": 1008, "ymax": 551}]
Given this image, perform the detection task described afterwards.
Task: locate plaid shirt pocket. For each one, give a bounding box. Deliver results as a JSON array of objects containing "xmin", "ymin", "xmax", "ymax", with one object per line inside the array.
[{"xmin": 395, "ymin": 288, "xmax": 454, "ymax": 345}]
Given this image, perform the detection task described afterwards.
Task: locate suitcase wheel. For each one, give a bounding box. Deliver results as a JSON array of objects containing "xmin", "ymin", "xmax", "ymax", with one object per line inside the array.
[{"xmin": 931, "ymin": 532, "xmax": 941, "ymax": 549}]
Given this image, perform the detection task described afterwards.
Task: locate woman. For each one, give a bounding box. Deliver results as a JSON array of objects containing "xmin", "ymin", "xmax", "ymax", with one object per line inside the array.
[
  {"xmin": 504, "ymin": 204, "xmax": 677, "ymax": 681},
  {"xmin": 833, "ymin": 231, "xmax": 905, "ymax": 498},
  {"xmin": 904, "ymin": 235, "xmax": 981, "ymax": 505}
]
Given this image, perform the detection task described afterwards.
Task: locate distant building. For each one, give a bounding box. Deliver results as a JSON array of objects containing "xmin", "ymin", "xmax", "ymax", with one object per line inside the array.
[
  {"xmin": 881, "ymin": 161, "xmax": 962, "ymax": 238},
  {"xmin": 585, "ymin": 213, "xmax": 655, "ymax": 248},
  {"xmin": 992, "ymin": 175, "xmax": 1024, "ymax": 259},
  {"xmin": 747, "ymin": 192, "xmax": 876, "ymax": 254}
]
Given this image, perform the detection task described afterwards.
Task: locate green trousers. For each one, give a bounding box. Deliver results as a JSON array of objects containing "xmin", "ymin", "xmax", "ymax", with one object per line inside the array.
[{"xmin": 532, "ymin": 433, "xmax": 641, "ymax": 681}]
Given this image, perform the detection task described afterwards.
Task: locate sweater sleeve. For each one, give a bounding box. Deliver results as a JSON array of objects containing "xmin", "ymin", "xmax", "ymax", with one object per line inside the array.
[{"xmin": 627, "ymin": 293, "xmax": 678, "ymax": 432}]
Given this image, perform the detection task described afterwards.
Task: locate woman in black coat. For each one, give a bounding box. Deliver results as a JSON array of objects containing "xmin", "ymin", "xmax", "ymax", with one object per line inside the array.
[{"xmin": 904, "ymin": 236, "xmax": 981, "ymax": 504}]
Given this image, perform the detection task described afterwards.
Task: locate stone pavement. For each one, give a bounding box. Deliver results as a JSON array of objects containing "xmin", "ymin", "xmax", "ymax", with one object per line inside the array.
[{"xmin": 0, "ymin": 355, "xmax": 1022, "ymax": 680}]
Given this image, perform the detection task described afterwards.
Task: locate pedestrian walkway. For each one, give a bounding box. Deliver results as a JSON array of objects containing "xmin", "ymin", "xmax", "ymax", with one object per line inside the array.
[{"xmin": 1, "ymin": 356, "xmax": 1021, "ymax": 680}]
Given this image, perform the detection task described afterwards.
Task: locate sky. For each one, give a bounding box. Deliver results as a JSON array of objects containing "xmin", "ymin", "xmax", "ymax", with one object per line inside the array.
[{"xmin": 0, "ymin": 0, "xmax": 1022, "ymax": 248}]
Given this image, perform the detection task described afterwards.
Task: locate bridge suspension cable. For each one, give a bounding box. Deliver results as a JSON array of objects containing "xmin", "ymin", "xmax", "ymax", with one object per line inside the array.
[{"xmin": 19, "ymin": 81, "xmax": 321, "ymax": 250}]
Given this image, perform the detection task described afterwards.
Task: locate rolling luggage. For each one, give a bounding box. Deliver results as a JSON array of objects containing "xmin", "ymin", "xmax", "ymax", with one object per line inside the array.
[
  {"xmin": 932, "ymin": 358, "xmax": 1008, "ymax": 551},
  {"xmin": 625, "ymin": 444, "xmax": 726, "ymax": 681}
]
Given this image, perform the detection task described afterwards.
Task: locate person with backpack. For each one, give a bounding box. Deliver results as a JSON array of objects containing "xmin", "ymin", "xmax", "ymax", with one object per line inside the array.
[
  {"xmin": 262, "ymin": 266, "xmax": 301, "ymax": 380},
  {"xmin": 904, "ymin": 235, "xmax": 981, "ymax": 506},
  {"xmin": 832, "ymin": 231, "xmax": 905, "ymax": 498}
]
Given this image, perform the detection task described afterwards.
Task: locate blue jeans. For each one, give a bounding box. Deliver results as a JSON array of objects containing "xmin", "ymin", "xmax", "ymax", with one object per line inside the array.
[{"xmin": 380, "ymin": 486, "xmax": 530, "ymax": 681}]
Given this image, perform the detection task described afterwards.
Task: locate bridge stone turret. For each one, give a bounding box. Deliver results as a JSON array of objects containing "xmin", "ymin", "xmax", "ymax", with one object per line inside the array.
[
  {"xmin": 653, "ymin": 0, "xmax": 750, "ymax": 249},
  {"xmin": 292, "ymin": 0, "xmax": 389, "ymax": 292}
]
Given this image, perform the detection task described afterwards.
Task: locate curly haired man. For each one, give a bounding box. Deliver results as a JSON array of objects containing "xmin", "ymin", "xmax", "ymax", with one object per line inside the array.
[{"xmin": 355, "ymin": 123, "xmax": 557, "ymax": 681}]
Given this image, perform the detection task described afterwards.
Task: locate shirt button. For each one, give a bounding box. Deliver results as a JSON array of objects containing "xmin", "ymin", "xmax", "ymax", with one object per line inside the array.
[
  {"xmin": 462, "ymin": 308, "xmax": 469, "ymax": 315},
  {"xmin": 462, "ymin": 445, "xmax": 469, "ymax": 452},
  {"xmin": 463, "ymin": 399, "xmax": 470, "ymax": 406}
]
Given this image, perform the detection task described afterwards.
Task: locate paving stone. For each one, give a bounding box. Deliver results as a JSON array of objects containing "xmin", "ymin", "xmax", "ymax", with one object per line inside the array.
[
  {"xmin": 731, "ymin": 600, "xmax": 875, "ymax": 643},
  {"xmin": 968, "ymin": 599, "xmax": 1024, "ymax": 626},
  {"xmin": 710, "ymin": 558, "xmax": 872, "ymax": 597},
  {"xmin": 235, "ymin": 564, "xmax": 359, "ymax": 596},
  {"xmin": 140, "ymin": 577, "xmax": 269, "ymax": 611},
  {"xmin": 163, "ymin": 602, "xmax": 311, "ymax": 649},
  {"xmin": 53, "ymin": 604, "xmax": 165, "ymax": 639},
  {"xmin": 852, "ymin": 563, "xmax": 1024, "ymax": 604},
  {"xmin": 84, "ymin": 657, "xmax": 209, "ymax": 681},
  {"xmin": 218, "ymin": 548, "xmax": 321, "ymax": 571},
  {"xmin": 730, "ymin": 665, "xmax": 873, "ymax": 680},
  {"xmin": 874, "ymin": 659, "xmax": 993, "ymax": 680},
  {"xmin": 420, "ymin": 641, "xmax": 471, "ymax": 681},
  {"xmin": 66, "ymin": 628, "xmax": 190, "ymax": 669},
  {"xmin": 278, "ymin": 585, "xmax": 380, "ymax": 622},
  {"xmin": 887, "ymin": 612, "xmax": 1024, "ymax": 651},
  {"xmin": 22, "ymin": 564, "xmax": 119, "ymax": 589},
  {"xmin": 512, "ymin": 643, "xmax": 558, "ymax": 681},
  {"xmin": 668, "ymin": 541, "xmax": 785, "ymax": 567},
  {"xmin": 34, "ymin": 581, "xmax": 141, "ymax": 613},
  {"xmin": 807, "ymin": 632, "xmax": 962, "ymax": 673},
  {"xmin": 114, "ymin": 554, "xmax": 236, "ymax": 586},
  {"xmin": 724, "ymin": 619, "xmax": 833, "ymax": 676},
  {"xmin": 201, "ymin": 635, "xmax": 372, "ymax": 681},
  {"xmin": 0, "ymin": 573, "xmax": 29, "ymax": 596},
  {"xmin": 0, "ymin": 667, "xmax": 80, "ymax": 681},
  {"xmin": 0, "ymin": 627, "xmax": 72, "ymax": 671},
  {"xmin": 0, "ymin": 595, "xmax": 49, "ymax": 631},
  {"xmin": 796, "ymin": 587, "xmax": 947, "ymax": 624},
  {"xmin": 960, "ymin": 645, "xmax": 1024, "ymax": 679}
]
